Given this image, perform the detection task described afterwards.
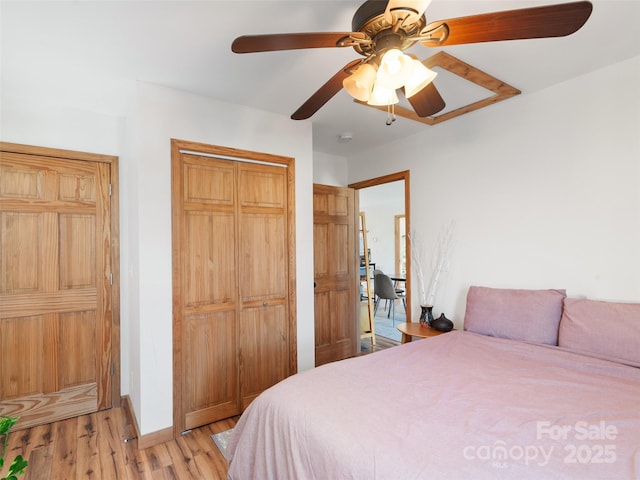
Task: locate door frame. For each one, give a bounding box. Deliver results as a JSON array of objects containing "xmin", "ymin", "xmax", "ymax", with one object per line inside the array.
[
  {"xmin": 0, "ymin": 141, "xmax": 121, "ymax": 410},
  {"xmin": 349, "ymin": 170, "xmax": 411, "ymax": 324},
  {"xmin": 394, "ymin": 214, "xmax": 406, "ymax": 275}
]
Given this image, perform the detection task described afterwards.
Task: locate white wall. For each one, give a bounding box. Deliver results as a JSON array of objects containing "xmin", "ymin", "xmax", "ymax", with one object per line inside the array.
[
  {"xmin": 348, "ymin": 57, "xmax": 640, "ymax": 327},
  {"xmin": 359, "ymin": 182, "xmax": 405, "ymax": 274},
  {"xmin": 313, "ymin": 150, "xmax": 349, "ymax": 186}
]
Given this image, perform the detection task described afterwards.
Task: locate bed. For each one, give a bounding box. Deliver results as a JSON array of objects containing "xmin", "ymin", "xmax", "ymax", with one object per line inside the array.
[{"xmin": 227, "ymin": 287, "xmax": 640, "ymax": 479}]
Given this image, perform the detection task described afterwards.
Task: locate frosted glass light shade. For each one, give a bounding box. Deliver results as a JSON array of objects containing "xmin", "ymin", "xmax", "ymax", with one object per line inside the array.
[
  {"xmin": 404, "ymin": 59, "xmax": 437, "ymax": 98},
  {"xmin": 376, "ymin": 49, "xmax": 411, "ymax": 90},
  {"xmin": 367, "ymin": 83, "xmax": 399, "ymax": 106},
  {"xmin": 384, "ymin": 0, "xmax": 433, "ymax": 25},
  {"xmin": 343, "ymin": 64, "xmax": 377, "ymax": 102}
]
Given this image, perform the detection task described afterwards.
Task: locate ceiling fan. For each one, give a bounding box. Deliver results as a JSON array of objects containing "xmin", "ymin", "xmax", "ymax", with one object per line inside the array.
[{"xmin": 231, "ymin": 0, "xmax": 592, "ymax": 121}]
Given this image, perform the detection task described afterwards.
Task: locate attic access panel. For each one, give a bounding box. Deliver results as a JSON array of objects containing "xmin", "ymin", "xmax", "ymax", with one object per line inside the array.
[{"xmin": 359, "ymin": 51, "xmax": 521, "ymax": 125}]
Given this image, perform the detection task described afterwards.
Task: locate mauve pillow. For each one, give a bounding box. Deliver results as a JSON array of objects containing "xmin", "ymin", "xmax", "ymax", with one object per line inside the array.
[
  {"xmin": 558, "ymin": 298, "xmax": 640, "ymax": 366},
  {"xmin": 464, "ymin": 286, "xmax": 566, "ymax": 345}
]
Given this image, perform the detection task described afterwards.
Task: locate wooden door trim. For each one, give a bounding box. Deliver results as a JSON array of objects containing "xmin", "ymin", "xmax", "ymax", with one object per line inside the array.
[
  {"xmin": 171, "ymin": 138, "xmax": 297, "ymax": 436},
  {"xmin": 394, "ymin": 214, "xmax": 405, "ymax": 275},
  {"xmin": 0, "ymin": 141, "xmax": 121, "ymax": 410},
  {"xmin": 349, "ymin": 170, "xmax": 411, "ymax": 323}
]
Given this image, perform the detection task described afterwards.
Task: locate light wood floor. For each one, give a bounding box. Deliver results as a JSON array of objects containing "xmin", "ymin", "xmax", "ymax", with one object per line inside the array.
[
  {"xmin": 360, "ymin": 333, "xmax": 400, "ymax": 354},
  {"xmin": 2, "ymin": 404, "xmax": 239, "ymax": 480},
  {"xmin": 2, "ymin": 336, "xmax": 396, "ymax": 480}
]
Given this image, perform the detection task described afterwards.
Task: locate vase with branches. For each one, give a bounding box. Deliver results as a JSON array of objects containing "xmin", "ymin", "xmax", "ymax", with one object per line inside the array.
[
  {"xmin": 425, "ymin": 222, "xmax": 455, "ymax": 309},
  {"xmin": 409, "ymin": 222, "xmax": 455, "ymax": 326},
  {"xmin": 408, "ymin": 231, "xmax": 433, "ymax": 325}
]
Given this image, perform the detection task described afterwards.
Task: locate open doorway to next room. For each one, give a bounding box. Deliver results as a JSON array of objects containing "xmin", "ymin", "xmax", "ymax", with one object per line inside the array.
[{"xmin": 350, "ymin": 172, "xmax": 410, "ymax": 351}]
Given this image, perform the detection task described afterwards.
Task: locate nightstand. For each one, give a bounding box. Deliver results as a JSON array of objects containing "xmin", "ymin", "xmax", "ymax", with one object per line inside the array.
[{"xmin": 396, "ymin": 322, "xmax": 451, "ymax": 344}]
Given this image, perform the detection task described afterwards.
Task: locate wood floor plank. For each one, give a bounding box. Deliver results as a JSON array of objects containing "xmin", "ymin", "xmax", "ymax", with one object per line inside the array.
[
  {"xmin": 110, "ymin": 406, "xmax": 142, "ymax": 480},
  {"xmin": 176, "ymin": 428, "xmax": 209, "ymax": 458},
  {"xmin": 131, "ymin": 445, "xmax": 156, "ymax": 480},
  {"xmin": 165, "ymin": 439, "xmax": 201, "ymax": 480},
  {"xmin": 193, "ymin": 451, "xmax": 227, "ymax": 479},
  {"xmin": 49, "ymin": 416, "xmax": 78, "ymax": 479},
  {"xmin": 24, "ymin": 444, "xmax": 53, "ymax": 479},
  {"xmin": 95, "ymin": 410, "xmax": 127, "ymax": 479},
  {"xmin": 141, "ymin": 442, "xmax": 174, "ymax": 472},
  {"xmin": 2, "ymin": 420, "xmax": 55, "ymax": 479},
  {"xmin": 76, "ymin": 412, "xmax": 100, "ymax": 479}
]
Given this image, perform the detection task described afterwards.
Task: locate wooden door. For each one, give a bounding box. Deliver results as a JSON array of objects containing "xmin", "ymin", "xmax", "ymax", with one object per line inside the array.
[
  {"xmin": 174, "ymin": 154, "xmax": 239, "ymax": 431},
  {"xmin": 172, "ymin": 140, "xmax": 296, "ymax": 434},
  {"xmin": 237, "ymin": 162, "xmax": 290, "ymax": 410},
  {"xmin": 0, "ymin": 146, "xmax": 114, "ymax": 429},
  {"xmin": 313, "ymin": 184, "xmax": 359, "ymax": 366}
]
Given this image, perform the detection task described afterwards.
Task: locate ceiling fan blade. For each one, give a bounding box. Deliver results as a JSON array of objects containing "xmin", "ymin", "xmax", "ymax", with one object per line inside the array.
[
  {"xmin": 291, "ymin": 60, "xmax": 362, "ymax": 120},
  {"xmin": 232, "ymin": 32, "xmax": 367, "ymax": 53},
  {"xmin": 422, "ymin": 1, "xmax": 592, "ymax": 46},
  {"xmin": 405, "ymin": 83, "xmax": 445, "ymax": 117}
]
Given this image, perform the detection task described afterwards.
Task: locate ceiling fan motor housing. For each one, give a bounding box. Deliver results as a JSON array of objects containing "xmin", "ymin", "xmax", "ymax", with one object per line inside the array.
[{"xmin": 352, "ymin": 0, "xmax": 426, "ymax": 57}]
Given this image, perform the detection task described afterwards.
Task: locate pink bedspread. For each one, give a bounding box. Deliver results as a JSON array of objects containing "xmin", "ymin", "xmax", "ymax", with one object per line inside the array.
[{"xmin": 227, "ymin": 331, "xmax": 640, "ymax": 479}]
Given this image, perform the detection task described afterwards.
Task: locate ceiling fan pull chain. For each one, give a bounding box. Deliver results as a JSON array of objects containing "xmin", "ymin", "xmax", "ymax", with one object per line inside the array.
[{"xmin": 386, "ymin": 102, "xmax": 397, "ymax": 126}]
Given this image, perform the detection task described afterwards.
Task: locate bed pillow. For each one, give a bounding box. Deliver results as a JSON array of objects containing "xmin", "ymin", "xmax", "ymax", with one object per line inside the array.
[
  {"xmin": 464, "ymin": 286, "xmax": 566, "ymax": 345},
  {"xmin": 558, "ymin": 298, "xmax": 640, "ymax": 366}
]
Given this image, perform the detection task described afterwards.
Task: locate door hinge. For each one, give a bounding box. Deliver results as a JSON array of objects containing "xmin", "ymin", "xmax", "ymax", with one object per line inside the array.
[
  {"xmin": 109, "ymin": 183, "xmax": 112, "ymax": 196},
  {"xmin": 109, "ymin": 272, "xmax": 113, "ymax": 285},
  {"xmin": 110, "ymin": 363, "xmax": 115, "ymax": 376}
]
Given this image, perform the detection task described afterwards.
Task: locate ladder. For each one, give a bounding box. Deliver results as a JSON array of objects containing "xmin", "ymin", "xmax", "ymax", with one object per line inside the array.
[{"xmin": 359, "ymin": 212, "xmax": 376, "ymax": 345}]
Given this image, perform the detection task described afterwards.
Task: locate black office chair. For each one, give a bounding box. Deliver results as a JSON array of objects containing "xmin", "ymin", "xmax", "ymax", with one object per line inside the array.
[{"xmin": 373, "ymin": 273, "xmax": 406, "ymax": 325}]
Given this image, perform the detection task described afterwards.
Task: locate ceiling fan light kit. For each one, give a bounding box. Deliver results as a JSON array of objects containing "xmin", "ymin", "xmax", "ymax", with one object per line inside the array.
[
  {"xmin": 343, "ymin": 48, "xmax": 438, "ymax": 106},
  {"xmin": 231, "ymin": 0, "xmax": 592, "ymax": 122}
]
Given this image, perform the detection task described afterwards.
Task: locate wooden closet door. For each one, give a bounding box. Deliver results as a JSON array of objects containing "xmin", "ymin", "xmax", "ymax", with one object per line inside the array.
[
  {"xmin": 173, "ymin": 142, "xmax": 295, "ymax": 433},
  {"xmin": 237, "ymin": 163, "xmax": 290, "ymax": 410},
  {"xmin": 0, "ymin": 150, "xmax": 112, "ymax": 429},
  {"xmin": 178, "ymin": 155, "xmax": 239, "ymax": 430}
]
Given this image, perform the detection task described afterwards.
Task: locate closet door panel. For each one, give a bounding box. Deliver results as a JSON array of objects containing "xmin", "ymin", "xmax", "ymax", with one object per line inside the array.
[
  {"xmin": 183, "ymin": 311, "xmax": 238, "ymax": 429},
  {"xmin": 178, "ymin": 154, "xmax": 240, "ymax": 429},
  {"xmin": 237, "ymin": 163, "xmax": 290, "ymax": 410},
  {"xmin": 239, "ymin": 304, "xmax": 288, "ymax": 409},
  {"xmin": 184, "ymin": 211, "xmax": 236, "ymax": 307},
  {"xmin": 238, "ymin": 214, "xmax": 286, "ymax": 302}
]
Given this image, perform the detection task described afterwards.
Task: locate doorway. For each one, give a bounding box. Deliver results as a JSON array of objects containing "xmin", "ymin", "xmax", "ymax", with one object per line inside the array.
[{"xmin": 349, "ymin": 171, "xmax": 411, "ymax": 345}]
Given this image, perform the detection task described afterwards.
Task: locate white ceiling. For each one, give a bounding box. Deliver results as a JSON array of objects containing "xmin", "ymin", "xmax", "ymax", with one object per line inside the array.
[{"xmin": 2, "ymin": 1, "xmax": 639, "ymax": 157}]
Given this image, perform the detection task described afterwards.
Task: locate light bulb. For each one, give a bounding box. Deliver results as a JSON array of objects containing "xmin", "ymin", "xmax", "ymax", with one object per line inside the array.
[
  {"xmin": 367, "ymin": 83, "xmax": 399, "ymax": 106},
  {"xmin": 376, "ymin": 49, "xmax": 411, "ymax": 90}
]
